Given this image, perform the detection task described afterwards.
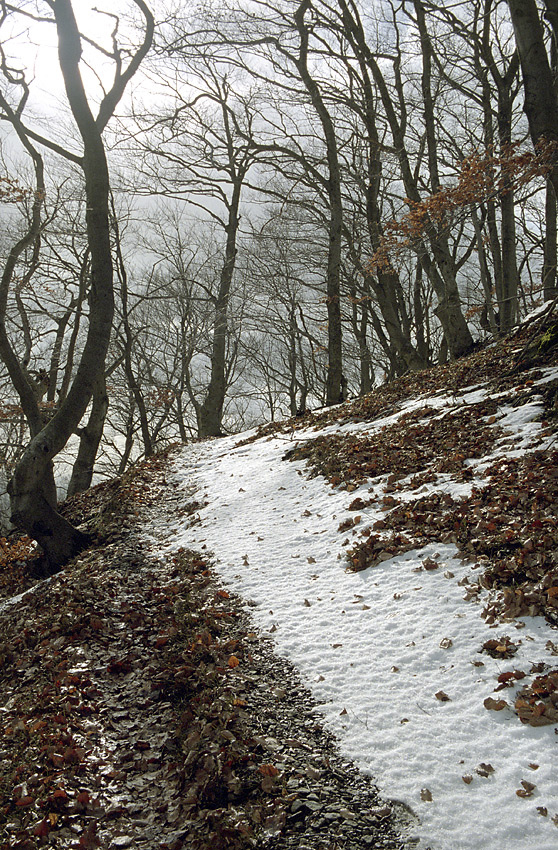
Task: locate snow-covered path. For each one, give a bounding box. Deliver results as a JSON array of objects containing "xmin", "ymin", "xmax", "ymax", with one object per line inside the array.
[{"xmin": 147, "ymin": 394, "xmax": 558, "ymax": 850}]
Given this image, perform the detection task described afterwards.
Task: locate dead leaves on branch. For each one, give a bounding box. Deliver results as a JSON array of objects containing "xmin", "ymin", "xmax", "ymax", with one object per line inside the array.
[{"xmin": 369, "ymin": 140, "xmax": 558, "ymax": 273}]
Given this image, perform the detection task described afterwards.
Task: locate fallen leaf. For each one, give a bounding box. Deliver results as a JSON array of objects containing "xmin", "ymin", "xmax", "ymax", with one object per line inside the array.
[
  {"xmin": 435, "ymin": 690, "xmax": 451, "ymax": 702},
  {"xmin": 476, "ymin": 763, "xmax": 495, "ymax": 777},
  {"xmin": 228, "ymin": 655, "xmax": 240, "ymax": 668},
  {"xmin": 516, "ymin": 780, "xmax": 536, "ymax": 798},
  {"xmin": 483, "ymin": 697, "xmax": 507, "ymax": 711},
  {"xmin": 34, "ymin": 818, "xmax": 50, "ymax": 837},
  {"xmin": 462, "ymin": 775, "xmax": 473, "ymax": 785},
  {"xmin": 482, "ymin": 636, "xmax": 518, "ymax": 658},
  {"xmin": 258, "ymin": 764, "xmax": 280, "ymax": 777},
  {"xmin": 420, "ymin": 788, "xmax": 432, "ymax": 802}
]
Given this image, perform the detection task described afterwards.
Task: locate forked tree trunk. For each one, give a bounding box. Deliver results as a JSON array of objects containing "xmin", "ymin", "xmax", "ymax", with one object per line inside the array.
[
  {"xmin": 4, "ymin": 0, "xmax": 153, "ymax": 571},
  {"xmin": 294, "ymin": 0, "xmax": 343, "ymax": 406},
  {"xmin": 67, "ymin": 373, "xmax": 109, "ymax": 498}
]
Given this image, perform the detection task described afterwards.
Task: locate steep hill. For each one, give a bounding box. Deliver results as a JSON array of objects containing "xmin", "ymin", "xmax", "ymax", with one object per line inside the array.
[{"xmin": 1, "ymin": 306, "xmax": 558, "ymax": 850}]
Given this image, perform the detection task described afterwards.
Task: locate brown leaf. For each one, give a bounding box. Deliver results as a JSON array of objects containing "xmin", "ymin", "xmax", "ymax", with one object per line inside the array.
[
  {"xmin": 420, "ymin": 788, "xmax": 433, "ymax": 802},
  {"xmin": 516, "ymin": 780, "xmax": 536, "ymax": 798},
  {"xmin": 482, "ymin": 637, "xmax": 518, "ymax": 658},
  {"xmin": 476, "ymin": 763, "xmax": 495, "ymax": 777},
  {"xmin": 435, "ymin": 690, "xmax": 451, "ymax": 702},
  {"xmin": 34, "ymin": 818, "xmax": 50, "ymax": 837},
  {"xmin": 258, "ymin": 764, "xmax": 280, "ymax": 777},
  {"xmin": 483, "ymin": 697, "xmax": 507, "ymax": 711}
]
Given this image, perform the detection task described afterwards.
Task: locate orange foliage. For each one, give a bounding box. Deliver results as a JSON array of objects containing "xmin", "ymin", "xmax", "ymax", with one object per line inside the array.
[
  {"xmin": 0, "ymin": 175, "xmax": 33, "ymax": 204},
  {"xmin": 147, "ymin": 386, "xmax": 176, "ymax": 409},
  {"xmin": 370, "ymin": 140, "xmax": 558, "ymax": 272},
  {"xmin": 0, "ymin": 535, "xmax": 37, "ymax": 568}
]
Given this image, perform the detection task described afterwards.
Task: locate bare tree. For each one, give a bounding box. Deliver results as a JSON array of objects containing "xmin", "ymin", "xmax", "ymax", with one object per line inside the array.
[{"xmin": 0, "ymin": 0, "xmax": 153, "ymax": 571}]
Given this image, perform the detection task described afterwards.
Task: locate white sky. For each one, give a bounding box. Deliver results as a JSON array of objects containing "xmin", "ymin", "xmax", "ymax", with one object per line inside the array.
[{"xmin": 0, "ymin": 1, "xmax": 158, "ymax": 127}]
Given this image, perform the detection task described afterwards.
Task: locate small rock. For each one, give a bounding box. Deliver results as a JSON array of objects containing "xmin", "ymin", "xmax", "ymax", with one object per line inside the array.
[
  {"xmin": 369, "ymin": 805, "xmax": 392, "ymax": 818},
  {"xmin": 111, "ymin": 838, "xmax": 134, "ymax": 849},
  {"xmin": 339, "ymin": 807, "xmax": 355, "ymax": 819}
]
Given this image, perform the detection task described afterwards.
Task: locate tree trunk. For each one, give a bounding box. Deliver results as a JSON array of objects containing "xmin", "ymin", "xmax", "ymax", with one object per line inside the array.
[
  {"xmin": 422, "ymin": 251, "xmax": 474, "ymax": 358},
  {"xmin": 294, "ymin": 0, "xmax": 343, "ymax": 406},
  {"xmin": 543, "ymin": 175, "xmax": 558, "ymax": 299},
  {"xmin": 414, "ymin": 0, "xmax": 474, "ymax": 355},
  {"xmin": 507, "ymin": 0, "xmax": 558, "ymax": 196},
  {"xmin": 355, "ymin": 307, "xmax": 374, "ymax": 395},
  {"xmin": 198, "ymin": 179, "xmax": 242, "ymax": 438},
  {"xmin": 6, "ymin": 0, "xmax": 153, "ymax": 571},
  {"xmin": 341, "ymin": 3, "xmax": 426, "ymax": 374},
  {"xmin": 488, "ymin": 45, "xmax": 520, "ymax": 332},
  {"xmin": 341, "ymin": 0, "xmax": 472, "ymax": 359},
  {"xmin": 67, "ymin": 373, "xmax": 109, "ymax": 498},
  {"xmin": 115, "ymin": 216, "xmax": 153, "ymax": 456}
]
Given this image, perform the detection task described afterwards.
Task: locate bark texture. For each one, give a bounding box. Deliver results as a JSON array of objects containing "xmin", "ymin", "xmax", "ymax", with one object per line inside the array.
[{"xmin": 4, "ymin": 0, "xmax": 153, "ymax": 570}]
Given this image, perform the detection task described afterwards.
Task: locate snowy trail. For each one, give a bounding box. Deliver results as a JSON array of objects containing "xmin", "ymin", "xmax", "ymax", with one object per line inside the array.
[{"xmin": 147, "ymin": 400, "xmax": 558, "ymax": 850}]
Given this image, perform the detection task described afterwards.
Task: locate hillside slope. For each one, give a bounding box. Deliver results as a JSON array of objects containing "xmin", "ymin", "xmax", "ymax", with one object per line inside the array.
[
  {"xmin": 1, "ymin": 308, "xmax": 558, "ymax": 850},
  {"xmin": 150, "ymin": 308, "xmax": 558, "ymax": 850}
]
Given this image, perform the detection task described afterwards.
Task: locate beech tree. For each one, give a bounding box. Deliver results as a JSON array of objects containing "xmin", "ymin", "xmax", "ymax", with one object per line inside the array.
[
  {"xmin": 133, "ymin": 45, "xmax": 261, "ymax": 436},
  {"xmin": 0, "ymin": 0, "xmax": 153, "ymax": 571}
]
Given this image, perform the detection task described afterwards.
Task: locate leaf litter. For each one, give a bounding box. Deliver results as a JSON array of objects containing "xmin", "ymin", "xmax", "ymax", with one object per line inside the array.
[
  {"xmin": 157, "ymin": 310, "xmax": 558, "ymax": 850},
  {"xmin": 3, "ymin": 310, "xmax": 558, "ymax": 850},
  {"xmin": 0, "ymin": 457, "xmax": 406, "ymax": 850}
]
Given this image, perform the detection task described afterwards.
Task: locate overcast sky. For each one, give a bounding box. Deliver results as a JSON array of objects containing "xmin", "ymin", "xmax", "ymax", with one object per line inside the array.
[{"xmin": 1, "ymin": 1, "xmax": 161, "ymax": 132}]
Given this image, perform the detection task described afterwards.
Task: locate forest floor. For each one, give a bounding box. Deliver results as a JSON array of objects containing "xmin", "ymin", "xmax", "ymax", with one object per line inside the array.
[
  {"xmin": 0, "ymin": 454, "xmax": 409, "ymax": 850},
  {"xmin": 1, "ymin": 305, "xmax": 558, "ymax": 850}
]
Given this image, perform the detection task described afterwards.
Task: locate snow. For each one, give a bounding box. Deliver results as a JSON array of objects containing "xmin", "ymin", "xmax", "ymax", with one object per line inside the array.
[
  {"xmin": 0, "ymin": 575, "xmax": 52, "ymax": 616},
  {"xmin": 145, "ymin": 379, "xmax": 558, "ymax": 850}
]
